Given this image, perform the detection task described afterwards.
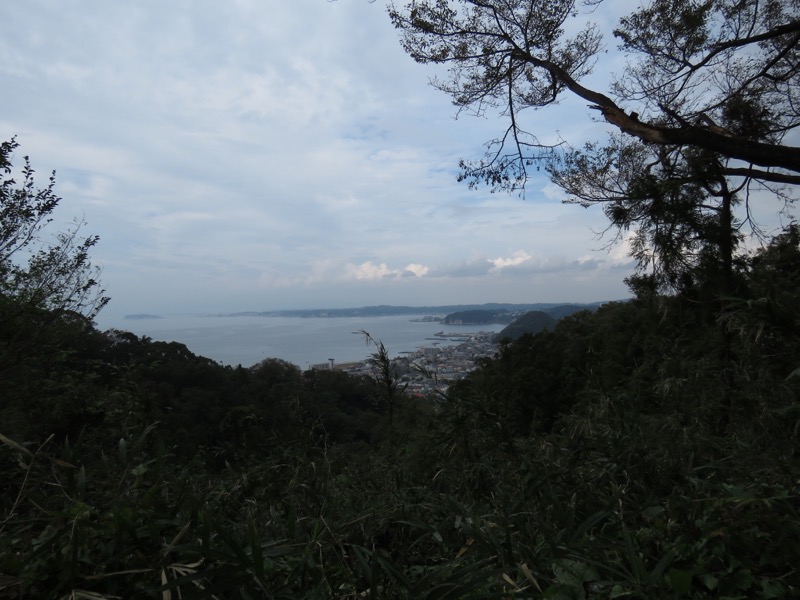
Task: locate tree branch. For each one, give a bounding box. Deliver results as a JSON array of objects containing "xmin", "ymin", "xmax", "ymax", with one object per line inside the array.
[{"xmin": 721, "ymin": 167, "xmax": 800, "ymax": 185}]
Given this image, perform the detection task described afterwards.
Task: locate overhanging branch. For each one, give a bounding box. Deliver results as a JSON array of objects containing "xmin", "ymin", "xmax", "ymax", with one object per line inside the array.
[
  {"xmin": 722, "ymin": 167, "xmax": 800, "ymax": 186},
  {"xmin": 508, "ymin": 51, "xmax": 800, "ymax": 175}
]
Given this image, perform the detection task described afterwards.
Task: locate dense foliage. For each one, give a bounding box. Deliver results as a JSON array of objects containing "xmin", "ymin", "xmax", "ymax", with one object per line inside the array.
[{"xmin": 1, "ymin": 146, "xmax": 798, "ymax": 596}]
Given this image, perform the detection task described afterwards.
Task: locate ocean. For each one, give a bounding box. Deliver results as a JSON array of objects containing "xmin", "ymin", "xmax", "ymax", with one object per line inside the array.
[{"xmin": 99, "ymin": 314, "xmax": 507, "ymax": 368}]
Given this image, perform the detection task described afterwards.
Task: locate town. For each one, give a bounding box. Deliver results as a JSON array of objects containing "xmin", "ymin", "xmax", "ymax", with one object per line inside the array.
[{"xmin": 317, "ymin": 330, "xmax": 502, "ymax": 397}]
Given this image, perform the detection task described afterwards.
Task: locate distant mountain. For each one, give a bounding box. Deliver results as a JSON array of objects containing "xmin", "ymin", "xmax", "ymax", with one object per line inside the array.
[{"xmin": 124, "ymin": 314, "xmax": 163, "ymax": 320}]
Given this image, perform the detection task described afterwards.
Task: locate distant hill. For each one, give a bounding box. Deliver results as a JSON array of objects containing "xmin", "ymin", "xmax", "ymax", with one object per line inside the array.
[
  {"xmin": 221, "ymin": 303, "xmax": 591, "ymax": 318},
  {"xmin": 495, "ymin": 303, "xmax": 606, "ymax": 341},
  {"xmin": 156, "ymin": 302, "xmax": 619, "ymax": 321},
  {"xmin": 495, "ymin": 311, "xmax": 556, "ymax": 341},
  {"xmin": 439, "ymin": 302, "xmax": 608, "ymax": 329},
  {"xmin": 544, "ymin": 303, "xmax": 602, "ymax": 319},
  {"xmin": 442, "ymin": 309, "xmax": 514, "ymax": 325}
]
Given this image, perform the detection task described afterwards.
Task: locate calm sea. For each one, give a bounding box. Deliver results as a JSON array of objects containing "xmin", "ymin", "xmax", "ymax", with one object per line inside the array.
[{"xmin": 99, "ymin": 314, "xmax": 506, "ymax": 368}]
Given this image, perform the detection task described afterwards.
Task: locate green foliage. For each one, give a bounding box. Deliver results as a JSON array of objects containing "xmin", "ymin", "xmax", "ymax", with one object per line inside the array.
[
  {"xmin": 495, "ymin": 310, "xmax": 556, "ymax": 341},
  {"xmin": 0, "ymin": 138, "xmax": 108, "ymax": 368},
  {"xmin": 550, "ymin": 134, "xmax": 747, "ymax": 297},
  {"xmin": 2, "ymin": 214, "xmax": 799, "ymax": 596},
  {"xmin": 1, "ymin": 138, "xmax": 112, "ymax": 448}
]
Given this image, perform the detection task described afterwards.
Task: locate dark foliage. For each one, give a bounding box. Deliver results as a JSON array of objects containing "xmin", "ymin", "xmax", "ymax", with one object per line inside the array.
[
  {"xmin": 2, "ymin": 225, "xmax": 798, "ymax": 598},
  {"xmin": 495, "ymin": 310, "xmax": 556, "ymax": 341}
]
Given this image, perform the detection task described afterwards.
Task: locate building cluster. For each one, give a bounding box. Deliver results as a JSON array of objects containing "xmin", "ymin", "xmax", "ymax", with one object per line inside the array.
[{"xmin": 335, "ymin": 331, "xmax": 500, "ymax": 397}]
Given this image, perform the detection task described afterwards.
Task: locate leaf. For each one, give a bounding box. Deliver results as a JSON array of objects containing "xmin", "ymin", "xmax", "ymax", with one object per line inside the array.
[
  {"xmin": 247, "ymin": 515, "xmax": 265, "ymax": 582},
  {"xmin": 519, "ymin": 562, "xmax": 543, "ymax": 594},
  {"xmin": 163, "ymin": 521, "xmax": 193, "ymax": 556},
  {"xmin": 161, "ymin": 569, "xmax": 171, "ymax": 600},
  {"xmin": 646, "ymin": 548, "xmax": 676, "ymax": 587},
  {"xmin": 700, "ymin": 573, "xmax": 718, "ymax": 591},
  {"xmin": 67, "ymin": 590, "xmax": 122, "ymax": 599},
  {"xmin": 609, "ymin": 584, "xmax": 632, "ymax": 597},
  {"xmin": 76, "ymin": 465, "xmax": 86, "ymax": 496},
  {"xmin": 287, "ymin": 504, "xmax": 296, "ymax": 538},
  {"xmin": 641, "ymin": 505, "xmax": 664, "ymax": 519},
  {"xmin": 761, "ymin": 579, "xmax": 787, "ymax": 598},
  {"xmin": 118, "ymin": 438, "xmax": 127, "ymax": 465},
  {"xmin": 0, "ymin": 432, "xmax": 33, "ymax": 457},
  {"xmin": 667, "ymin": 568, "xmax": 693, "ymax": 594},
  {"xmin": 52, "ymin": 457, "xmax": 77, "ymax": 469}
]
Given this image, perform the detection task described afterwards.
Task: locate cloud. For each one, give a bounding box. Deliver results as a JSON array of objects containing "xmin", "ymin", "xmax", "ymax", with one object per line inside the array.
[
  {"xmin": 346, "ymin": 261, "xmax": 396, "ymax": 281},
  {"xmin": 1, "ymin": 0, "xmax": 648, "ymax": 320},
  {"xmin": 488, "ymin": 250, "xmax": 533, "ymax": 271},
  {"xmin": 346, "ymin": 261, "xmax": 431, "ymax": 281},
  {"xmin": 424, "ymin": 257, "xmax": 492, "ymax": 279},
  {"xmin": 403, "ymin": 263, "xmax": 429, "ymax": 277}
]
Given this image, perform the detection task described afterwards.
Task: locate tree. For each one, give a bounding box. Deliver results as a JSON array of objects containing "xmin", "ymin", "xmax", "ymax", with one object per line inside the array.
[
  {"xmin": 549, "ymin": 133, "xmax": 746, "ymax": 295},
  {"xmin": 388, "ymin": 0, "xmax": 800, "ymax": 192},
  {"xmin": 0, "ymin": 137, "xmax": 109, "ymax": 368},
  {"xmin": 361, "ymin": 330, "xmax": 406, "ymax": 448}
]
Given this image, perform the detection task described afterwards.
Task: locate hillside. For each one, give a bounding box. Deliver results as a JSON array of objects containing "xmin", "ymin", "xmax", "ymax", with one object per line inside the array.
[
  {"xmin": 495, "ymin": 303, "xmax": 602, "ymax": 340},
  {"xmin": 495, "ymin": 310, "xmax": 556, "ymax": 340}
]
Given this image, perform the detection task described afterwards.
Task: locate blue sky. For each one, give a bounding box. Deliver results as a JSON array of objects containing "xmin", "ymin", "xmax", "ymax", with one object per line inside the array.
[{"xmin": 2, "ymin": 0, "xmax": 652, "ymax": 324}]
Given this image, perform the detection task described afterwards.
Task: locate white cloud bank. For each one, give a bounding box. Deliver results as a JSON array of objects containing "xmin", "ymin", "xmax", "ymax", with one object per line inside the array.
[
  {"xmin": 346, "ymin": 261, "xmax": 431, "ymax": 280},
  {"xmin": 488, "ymin": 251, "xmax": 533, "ymax": 271}
]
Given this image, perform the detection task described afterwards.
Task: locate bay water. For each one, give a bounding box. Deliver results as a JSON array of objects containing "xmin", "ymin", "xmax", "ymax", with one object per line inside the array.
[{"xmin": 100, "ymin": 314, "xmax": 506, "ymax": 368}]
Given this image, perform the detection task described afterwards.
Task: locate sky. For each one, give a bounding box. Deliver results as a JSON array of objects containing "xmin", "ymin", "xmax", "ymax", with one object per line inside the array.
[{"xmin": 0, "ymin": 0, "xmax": 705, "ymax": 325}]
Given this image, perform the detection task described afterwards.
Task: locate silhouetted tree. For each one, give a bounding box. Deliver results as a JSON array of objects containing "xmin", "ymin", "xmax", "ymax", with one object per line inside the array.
[
  {"xmin": 389, "ymin": 0, "xmax": 800, "ymax": 192},
  {"xmin": 0, "ymin": 137, "xmax": 108, "ymax": 372}
]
